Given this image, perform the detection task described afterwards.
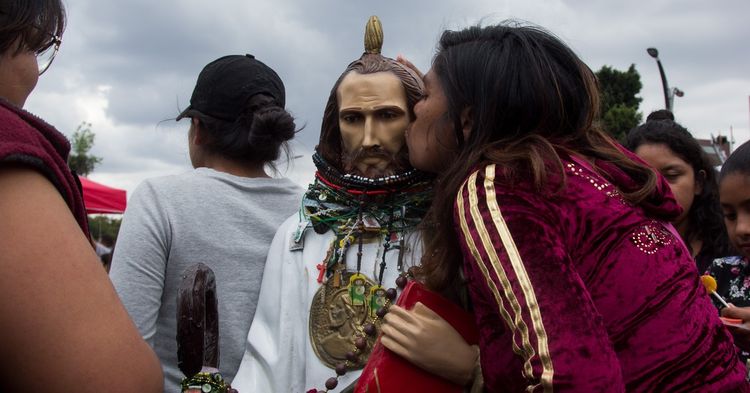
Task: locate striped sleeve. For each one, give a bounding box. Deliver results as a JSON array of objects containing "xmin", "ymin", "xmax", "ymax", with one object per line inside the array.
[{"xmin": 455, "ymin": 165, "xmax": 624, "ymax": 392}]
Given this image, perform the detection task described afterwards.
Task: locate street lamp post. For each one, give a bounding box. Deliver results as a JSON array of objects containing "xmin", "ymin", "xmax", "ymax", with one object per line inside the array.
[{"xmin": 646, "ymin": 47, "xmax": 683, "ymax": 111}]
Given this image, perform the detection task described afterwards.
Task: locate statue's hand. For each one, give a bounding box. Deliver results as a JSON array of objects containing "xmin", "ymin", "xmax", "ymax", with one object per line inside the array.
[{"xmin": 380, "ymin": 302, "xmax": 478, "ymax": 385}]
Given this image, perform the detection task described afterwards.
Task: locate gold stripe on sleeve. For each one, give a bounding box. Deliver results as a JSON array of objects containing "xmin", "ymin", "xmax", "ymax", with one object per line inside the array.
[
  {"xmin": 456, "ymin": 176, "xmax": 523, "ymax": 356},
  {"xmin": 464, "ymin": 170, "xmax": 536, "ymax": 380},
  {"xmin": 483, "ymin": 164, "xmax": 554, "ymax": 392}
]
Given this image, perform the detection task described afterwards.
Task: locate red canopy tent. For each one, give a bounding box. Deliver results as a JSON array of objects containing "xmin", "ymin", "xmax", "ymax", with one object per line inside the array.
[{"xmin": 79, "ymin": 177, "xmax": 127, "ymax": 214}]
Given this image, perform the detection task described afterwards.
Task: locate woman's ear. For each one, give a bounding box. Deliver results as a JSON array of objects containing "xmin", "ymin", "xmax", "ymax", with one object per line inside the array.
[
  {"xmin": 695, "ymin": 169, "xmax": 706, "ymax": 195},
  {"xmin": 190, "ymin": 118, "xmax": 207, "ymax": 146},
  {"xmin": 460, "ymin": 107, "xmax": 473, "ymax": 143}
]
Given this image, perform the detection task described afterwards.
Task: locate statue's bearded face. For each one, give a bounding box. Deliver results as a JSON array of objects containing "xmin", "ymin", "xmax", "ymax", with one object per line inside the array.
[{"xmin": 338, "ymin": 71, "xmax": 411, "ymax": 178}]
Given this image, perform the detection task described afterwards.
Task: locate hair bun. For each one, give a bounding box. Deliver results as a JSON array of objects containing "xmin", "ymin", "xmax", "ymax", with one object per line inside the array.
[
  {"xmin": 247, "ymin": 105, "xmax": 296, "ymax": 146},
  {"xmin": 646, "ymin": 109, "xmax": 675, "ymax": 122},
  {"xmin": 202, "ymin": 93, "xmax": 296, "ymax": 164}
]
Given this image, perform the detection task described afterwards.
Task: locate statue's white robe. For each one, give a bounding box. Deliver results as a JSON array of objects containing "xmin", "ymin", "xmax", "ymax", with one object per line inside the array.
[{"xmin": 232, "ymin": 213, "xmax": 422, "ymax": 392}]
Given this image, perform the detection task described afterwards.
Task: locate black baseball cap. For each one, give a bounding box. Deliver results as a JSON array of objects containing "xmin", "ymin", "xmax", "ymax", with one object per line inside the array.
[{"xmin": 176, "ymin": 54, "xmax": 286, "ymax": 122}]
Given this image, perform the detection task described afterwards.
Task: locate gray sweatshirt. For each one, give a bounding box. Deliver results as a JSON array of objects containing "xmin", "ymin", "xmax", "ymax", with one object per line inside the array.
[{"xmin": 109, "ymin": 167, "xmax": 302, "ymax": 392}]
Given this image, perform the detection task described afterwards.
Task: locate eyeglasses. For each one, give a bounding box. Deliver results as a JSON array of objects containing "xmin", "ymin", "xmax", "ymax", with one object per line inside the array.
[{"xmin": 36, "ymin": 33, "xmax": 61, "ymax": 75}]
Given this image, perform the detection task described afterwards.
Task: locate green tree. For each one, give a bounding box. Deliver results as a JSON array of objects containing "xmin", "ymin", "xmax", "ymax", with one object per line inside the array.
[
  {"xmin": 88, "ymin": 215, "xmax": 122, "ymax": 243},
  {"xmin": 67, "ymin": 121, "xmax": 102, "ymax": 176},
  {"xmin": 595, "ymin": 64, "xmax": 643, "ymax": 141}
]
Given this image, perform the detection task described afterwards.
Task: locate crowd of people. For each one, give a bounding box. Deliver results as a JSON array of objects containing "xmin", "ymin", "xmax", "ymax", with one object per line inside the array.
[{"xmin": 3, "ymin": 1, "xmax": 750, "ymax": 392}]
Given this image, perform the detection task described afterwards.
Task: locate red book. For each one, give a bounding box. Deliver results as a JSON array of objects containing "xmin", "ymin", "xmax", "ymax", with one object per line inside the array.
[{"xmin": 355, "ymin": 281, "xmax": 479, "ymax": 392}]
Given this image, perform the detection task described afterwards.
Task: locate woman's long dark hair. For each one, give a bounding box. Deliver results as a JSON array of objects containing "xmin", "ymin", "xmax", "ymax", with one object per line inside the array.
[
  {"xmin": 0, "ymin": 0, "xmax": 65, "ymax": 55},
  {"xmin": 420, "ymin": 22, "xmax": 658, "ymax": 291},
  {"xmin": 625, "ymin": 111, "xmax": 733, "ymax": 268}
]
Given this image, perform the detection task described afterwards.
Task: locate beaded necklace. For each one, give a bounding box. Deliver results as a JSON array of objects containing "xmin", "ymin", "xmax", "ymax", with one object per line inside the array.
[{"xmin": 313, "ymin": 152, "xmax": 427, "ymax": 190}]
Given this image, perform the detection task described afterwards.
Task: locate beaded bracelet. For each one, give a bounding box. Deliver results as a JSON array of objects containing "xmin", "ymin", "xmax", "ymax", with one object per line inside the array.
[{"xmin": 180, "ymin": 371, "xmax": 237, "ymax": 393}]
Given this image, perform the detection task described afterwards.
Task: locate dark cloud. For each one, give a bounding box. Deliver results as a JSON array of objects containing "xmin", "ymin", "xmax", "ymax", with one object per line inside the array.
[{"xmin": 24, "ymin": 0, "xmax": 750, "ymax": 195}]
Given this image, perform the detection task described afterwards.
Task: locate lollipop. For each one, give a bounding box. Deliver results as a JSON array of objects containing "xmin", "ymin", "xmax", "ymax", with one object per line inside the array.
[{"xmin": 700, "ymin": 275, "xmax": 731, "ymax": 309}]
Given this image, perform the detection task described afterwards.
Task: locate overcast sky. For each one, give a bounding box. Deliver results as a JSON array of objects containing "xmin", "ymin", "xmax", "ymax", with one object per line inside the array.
[{"xmin": 24, "ymin": 0, "xmax": 750, "ymax": 198}]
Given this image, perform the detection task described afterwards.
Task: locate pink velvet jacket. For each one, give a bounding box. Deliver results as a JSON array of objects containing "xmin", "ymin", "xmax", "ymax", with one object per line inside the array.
[{"xmin": 455, "ymin": 153, "xmax": 749, "ymax": 392}]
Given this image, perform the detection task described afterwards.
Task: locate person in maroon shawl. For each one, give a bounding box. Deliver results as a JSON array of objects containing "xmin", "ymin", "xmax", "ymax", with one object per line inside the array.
[
  {"xmin": 396, "ymin": 22, "xmax": 749, "ymax": 392},
  {"xmin": 0, "ymin": 1, "xmax": 162, "ymax": 391}
]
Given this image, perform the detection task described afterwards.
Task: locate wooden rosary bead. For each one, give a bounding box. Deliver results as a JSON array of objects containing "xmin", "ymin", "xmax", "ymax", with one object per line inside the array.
[
  {"xmin": 325, "ymin": 377, "xmax": 339, "ymax": 390},
  {"xmin": 395, "ymin": 275, "xmax": 408, "ymax": 289},
  {"xmin": 355, "ymin": 336, "xmax": 367, "ymax": 350},
  {"xmin": 363, "ymin": 323, "xmax": 377, "ymax": 336},
  {"xmin": 335, "ymin": 363, "xmax": 348, "ymax": 376}
]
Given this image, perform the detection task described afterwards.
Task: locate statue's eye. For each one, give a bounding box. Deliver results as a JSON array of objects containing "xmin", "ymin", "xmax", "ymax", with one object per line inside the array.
[
  {"xmin": 379, "ymin": 111, "xmax": 398, "ymax": 119},
  {"xmin": 341, "ymin": 114, "xmax": 361, "ymax": 123}
]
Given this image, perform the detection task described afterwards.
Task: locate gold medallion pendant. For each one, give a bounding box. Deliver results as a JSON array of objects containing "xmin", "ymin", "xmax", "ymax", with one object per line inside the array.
[{"xmin": 309, "ymin": 271, "xmax": 381, "ymax": 370}]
